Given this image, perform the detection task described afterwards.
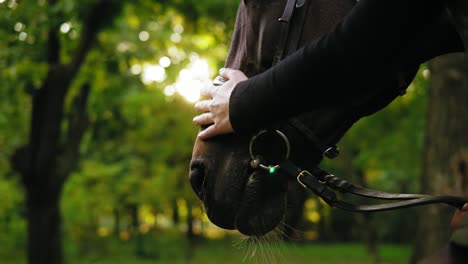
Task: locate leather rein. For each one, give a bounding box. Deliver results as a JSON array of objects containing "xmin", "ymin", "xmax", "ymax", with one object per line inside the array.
[
  {"xmin": 249, "ymin": 129, "xmax": 468, "ymax": 212},
  {"xmin": 246, "ymin": 0, "xmax": 468, "ymax": 212}
]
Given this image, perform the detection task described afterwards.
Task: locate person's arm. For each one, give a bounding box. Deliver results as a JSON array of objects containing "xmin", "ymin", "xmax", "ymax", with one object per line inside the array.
[
  {"xmin": 229, "ymin": 0, "xmax": 463, "ymax": 134},
  {"xmin": 417, "ymin": 204, "xmax": 468, "ymax": 263}
]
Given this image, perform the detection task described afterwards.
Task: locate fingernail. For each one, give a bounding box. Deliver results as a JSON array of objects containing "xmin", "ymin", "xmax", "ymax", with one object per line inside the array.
[{"xmin": 219, "ymin": 68, "xmax": 225, "ymax": 74}]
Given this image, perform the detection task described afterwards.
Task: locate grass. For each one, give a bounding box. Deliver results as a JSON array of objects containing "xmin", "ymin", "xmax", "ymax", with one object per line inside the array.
[
  {"xmin": 190, "ymin": 240, "xmax": 410, "ymax": 264},
  {"xmin": 0, "ymin": 235, "xmax": 411, "ymax": 264},
  {"xmin": 276, "ymin": 243, "xmax": 410, "ymax": 264}
]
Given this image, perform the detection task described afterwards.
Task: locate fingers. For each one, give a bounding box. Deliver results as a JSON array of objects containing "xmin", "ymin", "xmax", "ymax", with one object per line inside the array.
[
  {"xmin": 219, "ymin": 67, "xmax": 232, "ymax": 79},
  {"xmin": 219, "ymin": 67, "xmax": 247, "ymax": 81},
  {"xmin": 192, "ymin": 67, "xmax": 238, "ymax": 140},
  {"xmin": 200, "ymin": 85, "xmax": 216, "ymax": 98},
  {"xmin": 193, "ymin": 112, "xmax": 214, "ymax": 126},
  {"xmin": 197, "ymin": 125, "xmax": 217, "ymax": 140},
  {"xmin": 194, "ymin": 100, "xmax": 210, "ymax": 112}
]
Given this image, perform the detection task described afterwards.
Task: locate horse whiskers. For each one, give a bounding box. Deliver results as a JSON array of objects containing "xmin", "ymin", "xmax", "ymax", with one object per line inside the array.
[
  {"xmin": 277, "ymin": 220, "xmax": 305, "ymax": 242},
  {"xmin": 232, "ymin": 225, "xmax": 286, "ymax": 264}
]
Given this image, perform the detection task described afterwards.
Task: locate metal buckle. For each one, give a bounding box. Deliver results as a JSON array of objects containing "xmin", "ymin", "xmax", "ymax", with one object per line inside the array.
[
  {"xmin": 323, "ymin": 146, "xmax": 339, "ymax": 159},
  {"xmin": 296, "ymin": 170, "xmax": 308, "ymax": 188},
  {"xmin": 296, "ymin": 0, "xmax": 306, "ymax": 8},
  {"xmin": 249, "ymin": 129, "xmax": 291, "ymax": 172}
]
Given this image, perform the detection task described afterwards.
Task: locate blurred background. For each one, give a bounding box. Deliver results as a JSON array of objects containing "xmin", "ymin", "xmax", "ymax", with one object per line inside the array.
[{"xmin": 0, "ymin": 1, "xmax": 467, "ymax": 264}]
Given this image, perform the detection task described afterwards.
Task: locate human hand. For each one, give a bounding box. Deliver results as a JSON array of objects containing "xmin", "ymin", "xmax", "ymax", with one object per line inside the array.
[
  {"xmin": 193, "ymin": 68, "xmax": 248, "ymax": 140},
  {"xmin": 450, "ymin": 203, "xmax": 468, "ymax": 230},
  {"xmin": 416, "ymin": 203, "xmax": 468, "ymax": 264}
]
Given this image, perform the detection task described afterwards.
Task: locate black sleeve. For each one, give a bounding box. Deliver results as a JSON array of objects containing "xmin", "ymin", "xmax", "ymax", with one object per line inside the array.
[{"xmin": 229, "ymin": 0, "xmax": 464, "ymax": 135}]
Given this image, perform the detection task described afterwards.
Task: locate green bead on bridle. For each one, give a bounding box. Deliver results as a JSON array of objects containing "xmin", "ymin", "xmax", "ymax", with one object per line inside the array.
[{"xmin": 249, "ymin": 130, "xmax": 291, "ymax": 174}]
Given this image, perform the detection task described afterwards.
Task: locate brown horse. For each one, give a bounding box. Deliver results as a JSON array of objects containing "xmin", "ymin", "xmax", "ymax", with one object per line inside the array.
[{"xmin": 189, "ymin": 0, "xmax": 406, "ymax": 237}]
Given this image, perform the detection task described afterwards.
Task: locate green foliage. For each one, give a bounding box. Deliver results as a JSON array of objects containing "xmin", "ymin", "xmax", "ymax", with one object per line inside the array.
[
  {"xmin": 159, "ymin": 0, "xmax": 239, "ymax": 22},
  {"xmin": 0, "ymin": 175, "xmax": 26, "ymax": 258},
  {"xmin": 0, "ymin": 0, "xmax": 432, "ymax": 260},
  {"xmin": 55, "ymin": 0, "xmax": 231, "ymax": 245},
  {"xmin": 0, "ymin": 0, "xmax": 237, "ymax": 255}
]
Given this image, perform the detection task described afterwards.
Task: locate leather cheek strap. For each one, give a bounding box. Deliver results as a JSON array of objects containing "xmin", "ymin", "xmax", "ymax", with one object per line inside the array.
[{"xmin": 279, "ymin": 160, "xmax": 468, "ymax": 212}]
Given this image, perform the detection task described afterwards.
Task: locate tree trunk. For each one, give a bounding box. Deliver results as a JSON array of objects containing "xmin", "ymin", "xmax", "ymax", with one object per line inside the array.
[
  {"xmin": 129, "ymin": 204, "xmax": 145, "ymax": 257},
  {"xmin": 186, "ymin": 201, "xmax": 195, "ymax": 241},
  {"xmin": 8, "ymin": 2, "xmax": 122, "ymax": 263},
  {"xmin": 412, "ymin": 24, "xmax": 468, "ymax": 263},
  {"xmin": 172, "ymin": 199, "xmax": 180, "ymax": 224},
  {"xmin": 114, "ymin": 208, "xmax": 120, "ymax": 237},
  {"xmin": 354, "ymin": 170, "xmax": 379, "ymax": 263},
  {"xmin": 14, "ymin": 82, "xmax": 90, "ymax": 264},
  {"xmin": 26, "ymin": 191, "xmax": 63, "ymax": 264}
]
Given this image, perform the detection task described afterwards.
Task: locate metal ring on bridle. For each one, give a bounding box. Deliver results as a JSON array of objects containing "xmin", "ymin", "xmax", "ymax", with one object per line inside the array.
[{"xmin": 249, "ymin": 129, "xmax": 291, "ymax": 171}]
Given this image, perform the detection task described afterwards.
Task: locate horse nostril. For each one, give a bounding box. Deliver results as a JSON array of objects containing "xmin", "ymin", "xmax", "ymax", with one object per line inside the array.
[{"xmin": 189, "ymin": 161, "xmax": 206, "ymax": 198}]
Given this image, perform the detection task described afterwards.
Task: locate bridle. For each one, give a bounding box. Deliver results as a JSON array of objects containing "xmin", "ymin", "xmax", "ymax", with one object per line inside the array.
[{"xmin": 248, "ymin": 129, "xmax": 468, "ymax": 212}]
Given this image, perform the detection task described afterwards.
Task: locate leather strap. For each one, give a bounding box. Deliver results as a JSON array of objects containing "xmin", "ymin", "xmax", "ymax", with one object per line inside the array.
[
  {"xmin": 272, "ymin": 0, "xmax": 298, "ymax": 65},
  {"xmin": 285, "ymin": 0, "xmax": 309, "ymax": 55},
  {"xmin": 309, "ymin": 166, "xmax": 427, "ymax": 200},
  {"xmin": 288, "ymin": 117, "xmax": 340, "ymax": 158},
  {"xmin": 279, "ymin": 160, "xmax": 468, "ymax": 212},
  {"xmin": 271, "ymin": 0, "xmax": 340, "ymax": 158}
]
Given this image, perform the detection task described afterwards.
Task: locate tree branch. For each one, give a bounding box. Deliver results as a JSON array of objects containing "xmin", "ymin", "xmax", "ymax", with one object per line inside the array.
[
  {"xmin": 56, "ymin": 83, "xmax": 91, "ymax": 185},
  {"xmin": 68, "ymin": 0, "xmax": 123, "ymax": 78},
  {"xmin": 19, "ymin": 1, "xmax": 122, "ymax": 185},
  {"xmin": 47, "ymin": 0, "xmax": 60, "ymax": 65}
]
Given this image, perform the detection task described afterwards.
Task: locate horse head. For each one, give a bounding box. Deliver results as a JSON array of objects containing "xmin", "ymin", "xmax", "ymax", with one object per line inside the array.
[
  {"xmin": 187, "ymin": 0, "xmax": 429, "ymax": 236},
  {"xmin": 189, "ymin": 67, "xmax": 419, "ymax": 237},
  {"xmin": 188, "ymin": 0, "xmax": 363, "ymax": 238},
  {"xmin": 189, "ymin": 105, "xmax": 362, "ymax": 236}
]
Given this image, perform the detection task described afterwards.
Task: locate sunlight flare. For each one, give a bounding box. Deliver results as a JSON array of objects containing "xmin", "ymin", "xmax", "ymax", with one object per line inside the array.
[
  {"xmin": 171, "ymin": 57, "xmax": 212, "ymax": 103},
  {"xmin": 141, "ymin": 64, "xmax": 166, "ymax": 84},
  {"xmin": 60, "ymin": 22, "xmax": 71, "ymax": 34}
]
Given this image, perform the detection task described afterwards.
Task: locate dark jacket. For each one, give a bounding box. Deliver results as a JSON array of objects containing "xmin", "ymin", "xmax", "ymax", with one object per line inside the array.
[{"xmin": 227, "ymin": 0, "xmax": 466, "ymax": 134}]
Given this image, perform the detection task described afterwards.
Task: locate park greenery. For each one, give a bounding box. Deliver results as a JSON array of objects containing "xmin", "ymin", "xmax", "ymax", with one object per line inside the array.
[{"xmin": 0, "ymin": 0, "xmax": 457, "ymax": 263}]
